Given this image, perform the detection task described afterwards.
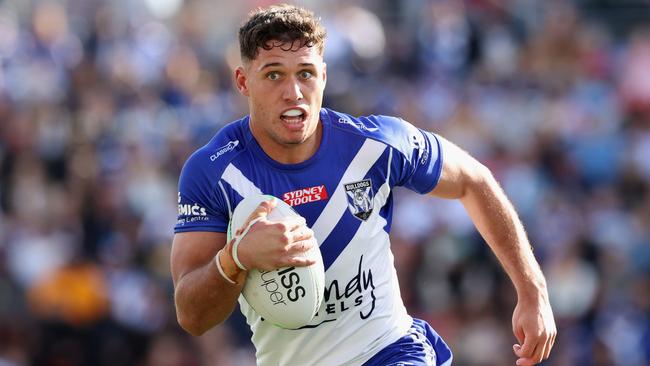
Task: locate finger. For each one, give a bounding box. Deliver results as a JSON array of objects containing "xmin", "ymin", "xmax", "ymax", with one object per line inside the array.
[
  {"xmin": 513, "ymin": 345, "xmax": 529, "ymax": 366},
  {"xmin": 276, "ymin": 217, "xmax": 307, "ymax": 232},
  {"xmin": 246, "ymin": 199, "xmax": 276, "ymax": 223},
  {"xmin": 286, "ymin": 256, "xmax": 317, "ymax": 267},
  {"xmin": 515, "ymin": 340, "xmax": 542, "ymax": 366},
  {"xmin": 286, "ymin": 238, "xmax": 316, "ymax": 255},
  {"xmin": 543, "ymin": 335, "xmax": 552, "ymax": 361},
  {"xmin": 291, "ymin": 226, "xmax": 314, "ymax": 242},
  {"xmin": 514, "ymin": 353, "xmax": 539, "ymax": 366},
  {"xmin": 289, "ymin": 218, "xmax": 309, "ymax": 231},
  {"xmin": 535, "ymin": 341, "xmax": 547, "ymax": 364},
  {"xmin": 515, "ymin": 335, "xmax": 535, "ymax": 359},
  {"xmin": 551, "ymin": 330, "xmax": 557, "ymax": 353},
  {"xmin": 544, "ymin": 330, "xmax": 556, "ymax": 360},
  {"xmin": 237, "ymin": 199, "xmax": 276, "ymax": 235},
  {"xmin": 515, "ymin": 357, "xmax": 536, "ymax": 366},
  {"xmin": 513, "ymin": 323, "xmax": 525, "ymax": 345}
]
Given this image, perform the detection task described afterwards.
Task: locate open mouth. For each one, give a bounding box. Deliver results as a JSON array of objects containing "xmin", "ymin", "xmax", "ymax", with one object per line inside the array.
[{"xmin": 280, "ymin": 108, "xmax": 307, "ymax": 125}]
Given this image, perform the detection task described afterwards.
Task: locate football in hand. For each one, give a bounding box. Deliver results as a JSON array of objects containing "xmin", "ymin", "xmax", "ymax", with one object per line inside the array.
[{"xmin": 228, "ymin": 194, "xmax": 325, "ymax": 329}]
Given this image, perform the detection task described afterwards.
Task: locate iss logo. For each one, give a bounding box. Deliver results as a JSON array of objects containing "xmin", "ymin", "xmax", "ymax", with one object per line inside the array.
[{"xmin": 344, "ymin": 179, "xmax": 374, "ymax": 221}]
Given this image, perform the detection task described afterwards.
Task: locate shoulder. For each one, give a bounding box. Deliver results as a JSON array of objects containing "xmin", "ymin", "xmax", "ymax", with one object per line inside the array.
[
  {"xmin": 324, "ymin": 108, "xmax": 423, "ymax": 157},
  {"xmin": 180, "ymin": 117, "xmax": 251, "ymax": 182}
]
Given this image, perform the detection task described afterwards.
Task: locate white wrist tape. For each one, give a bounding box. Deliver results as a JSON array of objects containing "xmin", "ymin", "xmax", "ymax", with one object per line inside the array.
[
  {"xmin": 215, "ymin": 249, "xmax": 236, "ymax": 285},
  {"xmin": 231, "ymin": 216, "xmax": 265, "ymax": 271}
]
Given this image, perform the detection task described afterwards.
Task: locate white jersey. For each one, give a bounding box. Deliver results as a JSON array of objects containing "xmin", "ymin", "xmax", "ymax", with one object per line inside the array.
[{"xmin": 175, "ymin": 108, "xmax": 444, "ymax": 365}]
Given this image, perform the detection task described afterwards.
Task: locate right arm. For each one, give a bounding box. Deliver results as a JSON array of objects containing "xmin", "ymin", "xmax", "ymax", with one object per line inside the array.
[
  {"xmin": 171, "ymin": 200, "xmax": 316, "ymax": 336},
  {"xmin": 171, "ymin": 231, "xmax": 244, "ymax": 336}
]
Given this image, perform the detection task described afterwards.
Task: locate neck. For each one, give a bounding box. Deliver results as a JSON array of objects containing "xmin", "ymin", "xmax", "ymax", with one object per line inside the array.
[{"xmin": 250, "ymin": 120, "xmax": 323, "ymax": 165}]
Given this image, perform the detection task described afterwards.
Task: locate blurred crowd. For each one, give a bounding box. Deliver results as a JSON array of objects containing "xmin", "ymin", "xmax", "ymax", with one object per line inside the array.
[{"xmin": 0, "ymin": 0, "xmax": 649, "ymax": 365}]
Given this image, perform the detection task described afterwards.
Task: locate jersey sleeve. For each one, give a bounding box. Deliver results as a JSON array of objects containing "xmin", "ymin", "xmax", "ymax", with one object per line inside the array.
[
  {"xmin": 174, "ymin": 151, "xmax": 229, "ymax": 233},
  {"xmin": 389, "ymin": 119, "xmax": 444, "ymax": 194}
]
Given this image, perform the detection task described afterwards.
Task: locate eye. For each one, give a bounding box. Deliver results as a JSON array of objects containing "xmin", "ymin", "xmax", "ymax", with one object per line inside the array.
[
  {"xmin": 266, "ymin": 71, "xmax": 281, "ymax": 80},
  {"xmin": 299, "ymin": 70, "xmax": 313, "ymax": 79}
]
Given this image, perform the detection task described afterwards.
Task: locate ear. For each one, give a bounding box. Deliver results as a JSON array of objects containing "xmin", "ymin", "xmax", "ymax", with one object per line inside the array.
[
  {"xmin": 235, "ymin": 66, "xmax": 250, "ymax": 97},
  {"xmin": 322, "ymin": 62, "xmax": 327, "ymax": 86}
]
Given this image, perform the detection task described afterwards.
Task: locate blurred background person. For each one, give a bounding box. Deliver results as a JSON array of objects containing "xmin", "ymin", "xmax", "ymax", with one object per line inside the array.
[{"xmin": 0, "ymin": 0, "xmax": 648, "ymax": 365}]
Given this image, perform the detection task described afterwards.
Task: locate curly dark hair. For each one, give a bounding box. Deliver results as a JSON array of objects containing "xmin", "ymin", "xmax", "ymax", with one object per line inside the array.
[{"xmin": 239, "ymin": 4, "xmax": 326, "ymax": 62}]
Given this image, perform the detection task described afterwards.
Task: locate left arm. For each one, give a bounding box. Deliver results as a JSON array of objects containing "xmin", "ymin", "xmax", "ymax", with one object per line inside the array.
[{"xmin": 430, "ymin": 136, "xmax": 556, "ymax": 366}]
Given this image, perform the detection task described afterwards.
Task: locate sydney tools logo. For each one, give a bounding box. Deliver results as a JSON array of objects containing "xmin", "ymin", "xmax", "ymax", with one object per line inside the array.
[{"xmin": 283, "ymin": 185, "xmax": 329, "ymax": 206}]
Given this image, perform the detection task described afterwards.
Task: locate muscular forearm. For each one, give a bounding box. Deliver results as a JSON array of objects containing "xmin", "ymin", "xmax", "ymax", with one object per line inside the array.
[
  {"xmin": 460, "ymin": 167, "xmax": 547, "ymax": 298},
  {"xmin": 430, "ymin": 137, "xmax": 556, "ymax": 364},
  {"xmin": 175, "ymin": 252, "xmax": 246, "ymax": 336}
]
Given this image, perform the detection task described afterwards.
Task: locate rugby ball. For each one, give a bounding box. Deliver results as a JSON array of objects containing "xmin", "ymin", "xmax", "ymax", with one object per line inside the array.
[{"xmin": 228, "ymin": 194, "xmax": 325, "ymax": 329}]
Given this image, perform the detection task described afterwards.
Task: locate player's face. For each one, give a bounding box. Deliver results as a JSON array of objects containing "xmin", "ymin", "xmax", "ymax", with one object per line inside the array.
[{"xmin": 235, "ymin": 43, "xmax": 327, "ymax": 153}]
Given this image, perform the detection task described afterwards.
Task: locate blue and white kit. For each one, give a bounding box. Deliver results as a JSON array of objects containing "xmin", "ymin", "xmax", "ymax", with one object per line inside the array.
[{"xmin": 175, "ymin": 108, "xmax": 453, "ymax": 365}]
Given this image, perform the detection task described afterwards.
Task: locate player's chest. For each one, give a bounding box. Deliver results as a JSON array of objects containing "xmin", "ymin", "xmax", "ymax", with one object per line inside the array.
[{"xmin": 255, "ymin": 168, "xmax": 387, "ymax": 228}]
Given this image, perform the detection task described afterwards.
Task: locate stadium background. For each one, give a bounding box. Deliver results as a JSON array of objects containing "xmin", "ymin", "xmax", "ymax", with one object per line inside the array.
[{"xmin": 1, "ymin": 0, "xmax": 649, "ymax": 365}]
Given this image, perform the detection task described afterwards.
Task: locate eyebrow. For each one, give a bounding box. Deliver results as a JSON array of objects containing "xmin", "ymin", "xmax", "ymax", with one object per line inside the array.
[{"xmin": 258, "ymin": 62, "xmax": 316, "ymax": 72}]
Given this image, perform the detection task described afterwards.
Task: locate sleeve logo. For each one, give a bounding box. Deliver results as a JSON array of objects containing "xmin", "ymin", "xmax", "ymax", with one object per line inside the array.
[
  {"xmin": 410, "ymin": 133, "xmax": 429, "ymax": 165},
  {"xmin": 177, "ymin": 192, "xmax": 208, "ymax": 222},
  {"xmin": 210, "ymin": 140, "xmax": 239, "ymax": 161},
  {"xmin": 337, "ymin": 118, "xmax": 378, "ymax": 132}
]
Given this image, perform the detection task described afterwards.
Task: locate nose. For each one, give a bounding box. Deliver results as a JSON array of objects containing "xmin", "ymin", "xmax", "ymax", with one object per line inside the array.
[{"xmin": 282, "ymin": 78, "xmax": 303, "ymax": 101}]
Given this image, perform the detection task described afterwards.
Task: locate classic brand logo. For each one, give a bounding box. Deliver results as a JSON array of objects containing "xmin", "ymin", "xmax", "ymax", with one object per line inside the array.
[
  {"xmin": 344, "ymin": 179, "xmax": 374, "ymax": 221},
  {"xmin": 283, "ymin": 185, "xmax": 328, "ymax": 207},
  {"xmin": 210, "ymin": 140, "xmax": 239, "ymax": 161},
  {"xmin": 337, "ymin": 117, "xmax": 379, "ymax": 132}
]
